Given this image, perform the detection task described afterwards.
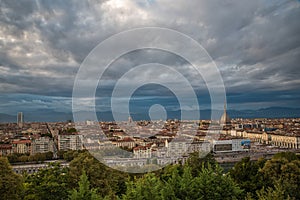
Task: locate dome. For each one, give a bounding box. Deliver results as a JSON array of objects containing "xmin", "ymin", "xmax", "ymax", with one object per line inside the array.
[
  {"xmin": 220, "ymin": 102, "xmax": 231, "ymax": 126},
  {"xmin": 220, "ymin": 111, "xmax": 231, "ymax": 125}
]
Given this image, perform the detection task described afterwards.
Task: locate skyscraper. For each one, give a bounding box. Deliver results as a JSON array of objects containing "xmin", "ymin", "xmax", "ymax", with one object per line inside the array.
[{"xmin": 17, "ymin": 112, "xmax": 24, "ymax": 127}]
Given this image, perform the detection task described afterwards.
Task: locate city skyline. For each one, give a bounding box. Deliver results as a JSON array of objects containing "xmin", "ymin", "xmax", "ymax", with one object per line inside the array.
[{"xmin": 1, "ymin": 0, "xmax": 300, "ymax": 121}]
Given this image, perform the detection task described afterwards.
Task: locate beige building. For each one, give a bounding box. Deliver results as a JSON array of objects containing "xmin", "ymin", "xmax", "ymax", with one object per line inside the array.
[
  {"xmin": 112, "ymin": 138, "xmax": 136, "ymax": 149},
  {"xmin": 133, "ymin": 145, "xmax": 152, "ymax": 159},
  {"xmin": 31, "ymin": 137, "xmax": 54, "ymax": 155},
  {"xmin": 164, "ymin": 138, "xmax": 212, "ymax": 158},
  {"xmin": 270, "ymin": 134, "xmax": 300, "ymax": 149},
  {"xmin": 58, "ymin": 134, "xmax": 83, "ymax": 151},
  {"xmin": 166, "ymin": 139, "xmax": 189, "ymax": 157},
  {"xmin": 12, "ymin": 139, "xmax": 31, "ymax": 154},
  {"xmin": 236, "ymin": 130, "xmax": 300, "ymax": 149},
  {"xmin": 241, "ymin": 131, "xmax": 266, "ymax": 143}
]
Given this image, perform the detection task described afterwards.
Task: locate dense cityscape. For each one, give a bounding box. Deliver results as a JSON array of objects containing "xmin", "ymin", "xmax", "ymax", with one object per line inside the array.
[
  {"xmin": 1, "ymin": 107, "xmax": 300, "ymax": 199},
  {"xmin": 1, "ymin": 106, "xmax": 300, "ymax": 172},
  {"xmin": 1, "ymin": 0, "xmax": 300, "ymax": 199}
]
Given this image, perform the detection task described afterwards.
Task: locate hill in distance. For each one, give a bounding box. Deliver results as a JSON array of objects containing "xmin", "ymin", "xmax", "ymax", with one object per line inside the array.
[{"xmin": 0, "ymin": 107, "xmax": 300, "ymax": 123}]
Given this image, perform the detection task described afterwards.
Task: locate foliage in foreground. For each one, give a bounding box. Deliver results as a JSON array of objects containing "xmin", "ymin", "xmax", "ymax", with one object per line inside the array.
[
  {"xmin": 0, "ymin": 151, "xmax": 299, "ymax": 200},
  {"xmin": 69, "ymin": 170, "xmax": 102, "ymax": 200},
  {"xmin": 229, "ymin": 151, "xmax": 300, "ymax": 200},
  {"xmin": 123, "ymin": 164, "xmax": 242, "ymax": 200},
  {"xmin": 0, "ymin": 157, "xmax": 23, "ymax": 200}
]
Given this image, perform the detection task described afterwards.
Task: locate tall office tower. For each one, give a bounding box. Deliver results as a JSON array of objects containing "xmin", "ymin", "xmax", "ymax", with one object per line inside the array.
[{"xmin": 17, "ymin": 112, "xmax": 24, "ymax": 127}]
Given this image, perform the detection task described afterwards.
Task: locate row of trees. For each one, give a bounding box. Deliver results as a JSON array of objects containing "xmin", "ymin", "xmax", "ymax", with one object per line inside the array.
[
  {"xmin": 7, "ymin": 152, "xmax": 53, "ymax": 163},
  {"xmin": 6, "ymin": 150, "xmax": 83, "ymax": 163},
  {"xmin": 229, "ymin": 152, "xmax": 300, "ymax": 199},
  {"xmin": 0, "ymin": 150, "xmax": 299, "ymax": 199}
]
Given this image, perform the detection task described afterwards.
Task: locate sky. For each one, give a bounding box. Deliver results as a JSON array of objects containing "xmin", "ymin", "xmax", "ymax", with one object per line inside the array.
[{"xmin": 0, "ymin": 0, "xmax": 300, "ymax": 121}]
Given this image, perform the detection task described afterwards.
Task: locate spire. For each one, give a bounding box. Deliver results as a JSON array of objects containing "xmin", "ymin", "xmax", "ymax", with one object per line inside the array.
[{"xmin": 220, "ymin": 98, "xmax": 231, "ymax": 127}]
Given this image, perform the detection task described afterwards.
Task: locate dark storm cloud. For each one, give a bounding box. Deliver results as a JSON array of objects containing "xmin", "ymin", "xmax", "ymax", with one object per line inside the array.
[{"xmin": 0, "ymin": 0, "xmax": 299, "ymax": 116}]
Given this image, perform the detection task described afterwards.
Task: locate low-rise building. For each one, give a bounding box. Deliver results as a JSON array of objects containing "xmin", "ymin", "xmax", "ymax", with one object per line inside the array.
[
  {"xmin": 270, "ymin": 134, "xmax": 300, "ymax": 149},
  {"xmin": 187, "ymin": 141, "xmax": 211, "ymax": 153},
  {"xmin": 242, "ymin": 131, "xmax": 265, "ymax": 143},
  {"xmin": 12, "ymin": 139, "xmax": 31, "ymax": 154},
  {"xmin": 237, "ymin": 130, "xmax": 299, "ymax": 149},
  {"xmin": 166, "ymin": 139, "xmax": 190, "ymax": 157},
  {"xmin": 133, "ymin": 145, "xmax": 152, "ymax": 159},
  {"xmin": 212, "ymin": 139, "xmax": 250, "ymax": 153},
  {"xmin": 0, "ymin": 144, "xmax": 13, "ymax": 156},
  {"xmin": 112, "ymin": 137, "xmax": 136, "ymax": 149}
]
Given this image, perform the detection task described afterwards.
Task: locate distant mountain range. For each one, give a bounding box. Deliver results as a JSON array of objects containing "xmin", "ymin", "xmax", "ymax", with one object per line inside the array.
[
  {"xmin": 226, "ymin": 107, "xmax": 300, "ymax": 119},
  {"xmin": 0, "ymin": 113, "xmax": 16, "ymax": 123},
  {"xmin": 1, "ymin": 107, "xmax": 300, "ymax": 123}
]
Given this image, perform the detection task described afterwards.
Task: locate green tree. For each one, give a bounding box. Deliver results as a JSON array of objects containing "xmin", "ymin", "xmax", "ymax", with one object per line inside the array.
[
  {"xmin": 67, "ymin": 128, "xmax": 77, "ymax": 133},
  {"xmin": 122, "ymin": 173, "xmax": 163, "ymax": 200},
  {"xmin": 63, "ymin": 150, "xmax": 79, "ymax": 162},
  {"xmin": 0, "ymin": 157, "xmax": 23, "ymax": 200},
  {"xmin": 159, "ymin": 164, "xmax": 183, "ymax": 183},
  {"xmin": 260, "ymin": 152, "xmax": 300, "ymax": 199},
  {"xmin": 229, "ymin": 157, "xmax": 266, "ymax": 198},
  {"xmin": 68, "ymin": 151, "xmax": 127, "ymax": 197},
  {"xmin": 255, "ymin": 184, "xmax": 292, "ymax": 200},
  {"xmin": 22, "ymin": 163, "xmax": 70, "ymax": 200},
  {"xmin": 7, "ymin": 153, "xmax": 19, "ymax": 163},
  {"xmin": 18, "ymin": 155, "xmax": 29, "ymax": 163},
  {"xmin": 280, "ymin": 159, "xmax": 300, "ymax": 198},
  {"xmin": 45, "ymin": 151, "xmax": 54, "ymax": 160},
  {"xmin": 122, "ymin": 163, "xmax": 242, "ymax": 200},
  {"xmin": 191, "ymin": 164, "xmax": 242, "ymax": 200},
  {"xmin": 273, "ymin": 152, "xmax": 298, "ymax": 162},
  {"xmin": 186, "ymin": 152, "xmax": 217, "ymax": 177},
  {"xmin": 57, "ymin": 150, "xmax": 67, "ymax": 159},
  {"xmin": 161, "ymin": 165, "xmax": 195, "ymax": 199},
  {"xmin": 69, "ymin": 170, "xmax": 102, "ymax": 200},
  {"xmin": 34, "ymin": 152, "xmax": 46, "ymax": 162}
]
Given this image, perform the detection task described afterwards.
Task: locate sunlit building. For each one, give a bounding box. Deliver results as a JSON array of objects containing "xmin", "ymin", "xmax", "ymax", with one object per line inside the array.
[
  {"xmin": 31, "ymin": 137, "xmax": 54, "ymax": 155},
  {"xmin": 58, "ymin": 133, "xmax": 83, "ymax": 151}
]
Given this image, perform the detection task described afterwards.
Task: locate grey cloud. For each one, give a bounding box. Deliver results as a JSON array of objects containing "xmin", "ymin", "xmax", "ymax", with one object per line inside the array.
[{"xmin": 0, "ymin": 0, "xmax": 299, "ymax": 113}]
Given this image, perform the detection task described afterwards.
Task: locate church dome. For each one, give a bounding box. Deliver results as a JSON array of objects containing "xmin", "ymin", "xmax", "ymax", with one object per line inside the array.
[
  {"xmin": 220, "ymin": 102, "xmax": 231, "ymax": 126},
  {"xmin": 220, "ymin": 111, "xmax": 231, "ymax": 125}
]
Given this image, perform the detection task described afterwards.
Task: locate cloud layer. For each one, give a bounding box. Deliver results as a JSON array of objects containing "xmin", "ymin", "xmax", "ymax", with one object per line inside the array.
[{"xmin": 0, "ymin": 0, "xmax": 300, "ymax": 118}]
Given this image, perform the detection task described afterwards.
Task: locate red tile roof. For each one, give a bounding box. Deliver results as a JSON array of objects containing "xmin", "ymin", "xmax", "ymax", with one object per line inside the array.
[
  {"xmin": 12, "ymin": 140, "xmax": 31, "ymax": 144},
  {"xmin": 0, "ymin": 144, "xmax": 12, "ymax": 149}
]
